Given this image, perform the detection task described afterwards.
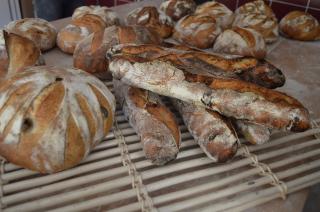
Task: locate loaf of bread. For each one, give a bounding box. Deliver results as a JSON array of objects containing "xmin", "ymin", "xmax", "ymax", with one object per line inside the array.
[
  {"xmin": 108, "ymin": 44, "xmax": 310, "ymax": 132},
  {"xmin": 160, "ymin": 0, "xmax": 196, "ymax": 22},
  {"xmin": 0, "ymin": 30, "xmax": 8, "ymax": 77},
  {"xmin": 57, "ymin": 14, "xmax": 106, "ymax": 54},
  {"xmin": 280, "ymin": 11, "xmax": 320, "ymax": 41},
  {"xmin": 126, "ymin": 6, "xmax": 173, "ymax": 38},
  {"xmin": 5, "ymin": 18, "xmax": 57, "ymax": 51},
  {"xmin": 173, "ymin": 14, "xmax": 222, "ymax": 48},
  {"xmin": 233, "ymin": 13, "xmax": 279, "ymax": 43},
  {"xmin": 235, "ymin": 0, "xmax": 276, "ymax": 18},
  {"xmin": 194, "ymin": 1, "xmax": 234, "ymax": 29},
  {"xmin": 73, "ymin": 25, "xmax": 162, "ymax": 79},
  {"xmin": 114, "ymin": 80, "xmax": 180, "ymax": 165},
  {"xmin": 0, "ymin": 66, "xmax": 115, "ymax": 173},
  {"xmin": 72, "ymin": 5, "xmax": 119, "ymax": 26},
  {"xmin": 172, "ymin": 98, "xmax": 237, "ymax": 162},
  {"xmin": 234, "ymin": 120, "xmax": 270, "ymax": 145},
  {"xmin": 112, "ymin": 43, "xmax": 284, "ymax": 88},
  {"xmin": 213, "ymin": 27, "xmax": 266, "ymax": 59}
]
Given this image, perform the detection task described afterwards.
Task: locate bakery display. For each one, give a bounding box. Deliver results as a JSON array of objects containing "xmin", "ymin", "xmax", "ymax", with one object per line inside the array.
[
  {"xmin": 73, "ymin": 25, "xmax": 162, "ymax": 79},
  {"xmin": 57, "ymin": 14, "xmax": 106, "ymax": 54},
  {"xmin": 114, "ymin": 80, "xmax": 180, "ymax": 165},
  {"xmin": 172, "ymin": 98, "xmax": 237, "ymax": 162},
  {"xmin": 235, "ymin": 0, "xmax": 276, "ymax": 18},
  {"xmin": 0, "ymin": 29, "xmax": 8, "ymax": 77},
  {"xmin": 194, "ymin": 1, "xmax": 234, "ymax": 29},
  {"xmin": 108, "ymin": 43, "xmax": 310, "ymax": 132},
  {"xmin": 72, "ymin": 5, "xmax": 119, "ymax": 26},
  {"xmin": 5, "ymin": 18, "xmax": 57, "ymax": 51},
  {"xmin": 213, "ymin": 26, "xmax": 266, "ymax": 59},
  {"xmin": 126, "ymin": 6, "xmax": 173, "ymax": 38},
  {"xmin": 173, "ymin": 14, "xmax": 222, "ymax": 48},
  {"xmin": 280, "ymin": 10, "xmax": 320, "ymax": 41},
  {"xmin": 160, "ymin": 0, "xmax": 196, "ymax": 22}
]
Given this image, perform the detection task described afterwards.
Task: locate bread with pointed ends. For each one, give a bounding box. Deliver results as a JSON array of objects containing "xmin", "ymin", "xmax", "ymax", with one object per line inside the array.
[
  {"xmin": 234, "ymin": 120, "xmax": 270, "ymax": 145},
  {"xmin": 213, "ymin": 27, "xmax": 266, "ymax": 59},
  {"xmin": 194, "ymin": 1, "xmax": 234, "ymax": 29},
  {"xmin": 171, "ymin": 98, "xmax": 237, "ymax": 162},
  {"xmin": 108, "ymin": 44, "xmax": 284, "ymax": 88},
  {"xmin": 114, "ymin": 80, "xmax": 180, "ymax": 165},
  {"xmin": 160, "ymin": 0, "xmax": 196, "ymax": 22},
  {"xmin": 280, "ymin": 11, "xmax": 320, "ymax": 41},
  {"xmin": 173, "ymin": 14, "xmax": 222, "ymax": 48},
  {"xmin": 57, "ymin": 14, "xmax": 107, "ymax": 54},
  {"xmin": 126, "ymin": 6, "xmax": 173, "ymax": 38},
  {"xmin": 72, "ymin": 5, "xmax": 119, "ymax": 26},
  {"xmin": 73, "ymin": 25, "xmax": 162, "ymax": 79},
  {"xmin": 0, "ymin": 66, "xmax": 115, "ymax": 173},
  {"xmin": 5, "ymin": 18, "xmax": 57, "ymax": 51},
  {"xmin": 235, "ymin": 0, "xmax": 275, "ymax": 18},
  {"xmin": 233, "ymin": 13, "xmax": 279, "ymax": 43},
  {"xmin": 107, "ymin": 44, "xmax": 310, "ymax": 132},
  {"xmin": 0, "ymin": 30, "xmax": 8, "ymax": 78}
]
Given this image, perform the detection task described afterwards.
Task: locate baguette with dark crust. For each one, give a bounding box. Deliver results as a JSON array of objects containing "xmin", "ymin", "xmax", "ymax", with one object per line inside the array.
[
  {"xmin": 107, "ymin": 44, "xmax": 310, "ymax": 132},
  {"xmin": 114, "ymin": 80, "xmax": 180, "ymax": 165},
  {"xmin": 172, "ymin": 98, "xmax": 237, "ymax": 162}
]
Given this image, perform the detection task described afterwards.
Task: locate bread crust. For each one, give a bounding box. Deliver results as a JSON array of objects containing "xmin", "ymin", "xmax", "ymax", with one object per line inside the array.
[
  {"xmin": 0, "ymin": 30, "xmax": 8, "ymax": 78},
  {"xmin": 235, "ymin": 0, "xmax": 275, "ymax": 18},
  {"xmin": 114, "ymin": 80, "xmax": 180, "ymax": 165},
  {"xmin": 234, "ymin": 120, "xmax": 270, "ymax": 145},
  {"xmin": 160, "ymin": 0, "xmax": 196, "ymax": 22}
]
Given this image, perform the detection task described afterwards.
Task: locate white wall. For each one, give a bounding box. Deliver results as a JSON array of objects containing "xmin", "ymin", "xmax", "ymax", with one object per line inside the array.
[{"xmin": 0, "ymin": 0, "xmax": 21, "ymax": 27}]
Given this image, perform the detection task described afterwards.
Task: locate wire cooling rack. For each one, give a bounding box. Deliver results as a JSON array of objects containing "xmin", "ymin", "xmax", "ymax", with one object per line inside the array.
[{"xmin": 1, "ymin": 81, "xmax": 320, "ymax": 212}]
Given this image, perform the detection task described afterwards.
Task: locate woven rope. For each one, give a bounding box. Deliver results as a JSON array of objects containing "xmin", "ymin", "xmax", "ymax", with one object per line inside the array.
[
  {"xmin": 312, "ymin": 120, "xmax": 320, "ymax": 139},
  {"xmin": 0, "ymin": 159, "xmax": 5, "ymax": 209},
  {"xmin": 113, "ymin": 119, "xmax": 156, "ymax": 212}
]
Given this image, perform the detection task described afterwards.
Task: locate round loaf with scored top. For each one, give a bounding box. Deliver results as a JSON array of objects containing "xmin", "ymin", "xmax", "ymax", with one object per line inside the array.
[
  {"xmin": 235, "ymin": 0, "xmax": 275, "ymax": 18},
  {"xmin": 5, "ymin": 18, "xmax": 57, "ymax": 51},
  {"xmin": 213, "ymin": 26, "xmax": 266, "ymax": 59},
  {"xmin": 280, "ymin": 10, "xmax": 320, "ymax": 41},
  {"xmin": 0, "ymin": 66, "xmax": 115, "ymax": 173},
  {"xmin": 160, "ymin": 0, "xmax": 196, "ymax": 22}
]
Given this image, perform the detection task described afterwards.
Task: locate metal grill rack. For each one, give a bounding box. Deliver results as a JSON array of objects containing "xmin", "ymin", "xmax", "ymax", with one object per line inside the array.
[{"xmin": 1, "ymin": 82, "xmax": 320, "ymax": 212}]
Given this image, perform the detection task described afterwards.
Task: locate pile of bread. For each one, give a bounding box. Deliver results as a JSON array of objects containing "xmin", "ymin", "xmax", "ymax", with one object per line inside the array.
[{"xmin": 0, "ymin": 0, "xmax": 317, "ymax": 173}]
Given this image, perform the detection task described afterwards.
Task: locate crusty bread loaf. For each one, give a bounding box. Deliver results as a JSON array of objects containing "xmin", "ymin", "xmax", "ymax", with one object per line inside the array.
[
  {"xmin": 73, "ymin": 25, "xmax": 162, "ymax": 79},
  {"xmin": 72, "ymin": 5, "xmax": 119, "ymax": 26},
  {"xmin": 280, "ymin": 10, "xmax": 320, "ymax": 41},
  {"xmin": 57, "ymin": 14, "xmax": 106, "ymax": 54},
  {"xmin": 194, "ymin": 1, "xmax": 234, "ymax": 29},
  {"xmin": 173, "ymin": 14, "xmax": 222, "ymax": 48},
  {"xmin": 234, "ymin": 120, "xmax": 270, "ymax": 145},
  {"xmin": 172, "ymin": 98, "xmax": 237, "ymax": 162},
  {"xmin": 108, "ymin": 43, "xmax": 310, "ymax": 132},
  {"xmin": 112, "ymin": 43, "xmax": 285, "ymax": 88},
  {"xmin": 126, "ymin": 6, "xmax": 173, "ymax": 38},
  {"xmin": 233, "ymin": 13, "xmax": 279, "ymax": 43},
  {"xmin": 0, "ymin": 66, "xmax": 115, "ymax": 173},
  {"xmin": 160, "ymin": 0, "xmax": 196, "ymax": 22},
  {"xmin": 213, "ymin": 27, "xmax": 266, "ymax": 59},
  {"xmin": 0, "ymin": 29, "xmax": 8, "ymax": 77},
  {"xmin": 5, "ymin": 18, "xmax": 57, "ymax": 51},
  {"xmin": 235, "ymin": 0, "xmax": 275, "ymax": 18},
  {"xmin": 114, "ymin": 80, "xmax": 180, "ymax": 165}
]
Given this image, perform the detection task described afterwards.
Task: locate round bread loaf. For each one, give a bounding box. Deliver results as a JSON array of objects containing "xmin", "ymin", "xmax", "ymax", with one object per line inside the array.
[
  {"xmin": 235, "ymin": 0, "xmax": 275, "ymax": 18},
  {"xmin": 233, "ymin": 13, "xmax": 279, "ymax": 43},
  {"xmin": 213, "ymin": 27, "xmax": 266, "ymax": 59},
  {"xmin": 194, "ymin": 1, "xmax": 234, "ymax": 29},
  {"xmin": 5, "ymin": 18, "xmax": 57, "ymax": 51},
  {"xmin": 126, "ymin": 6, "xmax": 173, "ymax": 38},
  {"xmin": 160, "ymin": 0, "xmax": 196, "ymax": 22},
  {"xmin": 280, "ymin": 11, "xmax": 320, "ymax": 41},
  {"xmin": 173, "ymin": 14, "xmax": 222, "ymax": 48},
  {"xmin": 57, "ymin": 14, "xmax": 106, "ymax": 54},
  {"xmin": 72, "ymin": 5, "xmax": 119, "ymax": 26},
  {"xmin": 74, "ymin": 25, "xmax": 162, "ymax": 79},
  {"xmin": 0, "ymin": 66, "xmax": 115, "ymax": 173},
  {"xmin": 0, "ymin": 30, "xmax": 8, "ymax": 77}
]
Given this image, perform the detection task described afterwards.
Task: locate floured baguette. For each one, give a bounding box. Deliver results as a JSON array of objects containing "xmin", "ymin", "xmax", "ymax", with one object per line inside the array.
[
  {"xmin": 113, "ymin": 80, "xmax": 180, "ymax": 165},
  {"xmin": 171, "ymin": 98, "xmax": 237, "ymax": 162},
  {"xmin": 111, "ymin": 43, "xmax": 285, "ymax": 88},
  {"xmin": 234, "ymin": 120, "xmax": 270, "ymax": 145},
  {"xmin": 108, "ymin": 44, "xmax": 310, "ymax": 132}
]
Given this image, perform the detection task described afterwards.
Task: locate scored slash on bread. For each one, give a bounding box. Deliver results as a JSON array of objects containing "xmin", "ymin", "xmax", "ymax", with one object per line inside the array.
[
  {"xmin": 107, "ymin": 43, "xmax": 310, "ymax": 132},
  {"xmin": 114, "ymin": 80, "xmax": 180, "ymax": 165}
]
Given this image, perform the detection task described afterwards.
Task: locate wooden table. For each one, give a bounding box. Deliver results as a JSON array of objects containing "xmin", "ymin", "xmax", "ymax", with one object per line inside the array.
[{"xmin": 45, "ymin": 0, "xmax": 320, "ymax": 211}]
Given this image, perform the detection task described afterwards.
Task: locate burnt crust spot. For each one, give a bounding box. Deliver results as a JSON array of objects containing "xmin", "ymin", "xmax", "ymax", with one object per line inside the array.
[{"xmin": 21, "ymin": 118, "xmax": 33, "ymax": 132}]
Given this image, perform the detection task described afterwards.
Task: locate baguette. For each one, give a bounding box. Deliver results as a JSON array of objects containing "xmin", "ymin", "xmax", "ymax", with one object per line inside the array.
[
  {"xmin": 108, "ymin": 44, "xmax": 310, "ymax": 132},
  {"xmin": 113, "ymin": 80, "xmax": 180, "ymax": 165},
  {"xmin": 234, "ymin": 120, "xmax": 270, "ymax": 145},
  {"xmin": 172, "ymin": 98, "xmax": 237, "ymax": 162}
]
